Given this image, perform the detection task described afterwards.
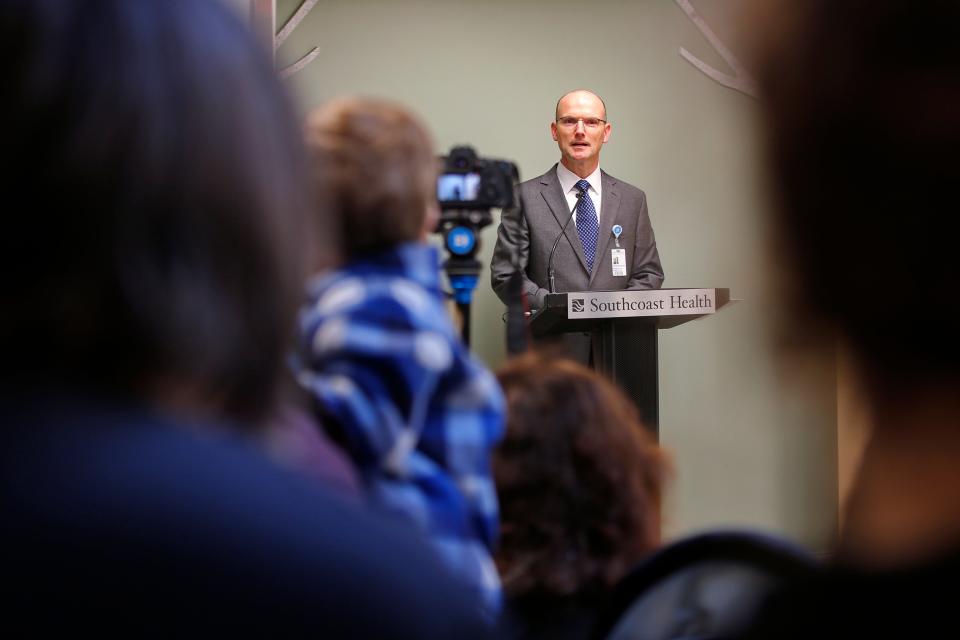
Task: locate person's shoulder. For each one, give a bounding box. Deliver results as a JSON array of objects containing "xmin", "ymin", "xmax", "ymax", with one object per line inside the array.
[
  {"xmin": 305, "ymin": 267, "xmax": 443, "ymax": 327},
  {"xmin": 1, "ymin": 397, "xmax": 490, "ymax": 637}
]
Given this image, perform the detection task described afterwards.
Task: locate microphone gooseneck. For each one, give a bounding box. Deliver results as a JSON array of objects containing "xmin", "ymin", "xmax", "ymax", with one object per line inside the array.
[{"xmin": 547, "ymin": 189, "xmax": 583, "ymax": 294}]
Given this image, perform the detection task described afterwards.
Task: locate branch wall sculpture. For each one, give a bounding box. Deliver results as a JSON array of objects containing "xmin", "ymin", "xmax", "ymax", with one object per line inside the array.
[
  {"xmin": 275, "ymin": 0, "xmax": 320, "ymax": 79},
  {"xmin": 271, "ymin": 1, "xmax": 756, "ymax": 89},
  {"xmin": 674, "ymin": 0, "xmax": 757, "ymax": 98}
]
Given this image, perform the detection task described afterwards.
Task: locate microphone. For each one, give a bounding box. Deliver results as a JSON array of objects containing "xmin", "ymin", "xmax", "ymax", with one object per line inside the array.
[{"xmin": 547, "ymin": 189, "xmax": 583, "ymax": 294}]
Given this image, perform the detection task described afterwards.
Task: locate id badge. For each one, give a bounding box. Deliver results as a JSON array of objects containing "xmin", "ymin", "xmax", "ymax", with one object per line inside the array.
[{"xmin": 611, "ymin": 249, "xmax": 627, "ymax": 276}]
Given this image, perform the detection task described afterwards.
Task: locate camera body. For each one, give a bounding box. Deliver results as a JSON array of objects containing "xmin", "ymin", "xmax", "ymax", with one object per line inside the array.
[{"xmin": 437, "ymin": 145, "xmax": 517, "ymax": 214}]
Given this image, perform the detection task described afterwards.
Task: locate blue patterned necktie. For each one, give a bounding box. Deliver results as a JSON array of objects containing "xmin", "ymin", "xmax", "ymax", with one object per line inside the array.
[{"xmin": 575, "ymin": 179, "xmax": 599, "ymax": 272}]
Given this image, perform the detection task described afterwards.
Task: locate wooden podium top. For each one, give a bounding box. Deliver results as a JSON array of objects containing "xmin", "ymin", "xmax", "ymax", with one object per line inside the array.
[{"xmin": 530, "ymin": 288, "xmax": 733, "ymax": 336}]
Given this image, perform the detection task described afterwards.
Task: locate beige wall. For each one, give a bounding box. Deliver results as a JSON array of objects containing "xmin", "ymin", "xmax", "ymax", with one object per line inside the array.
[{"xmin": 276, "ymin": 0, "xmax": 838, "ymax": 550}]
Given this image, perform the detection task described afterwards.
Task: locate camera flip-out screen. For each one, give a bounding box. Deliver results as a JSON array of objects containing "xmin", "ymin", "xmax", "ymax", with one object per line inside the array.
[{"xmin": 437, "ymin": 173, "xmax": 481, "ymax": 203}]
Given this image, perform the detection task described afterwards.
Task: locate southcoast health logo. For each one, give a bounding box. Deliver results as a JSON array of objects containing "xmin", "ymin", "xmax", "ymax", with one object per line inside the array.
[{"xmin": 566, "ymin": 289, "xmax": 723, "ymax": 320}]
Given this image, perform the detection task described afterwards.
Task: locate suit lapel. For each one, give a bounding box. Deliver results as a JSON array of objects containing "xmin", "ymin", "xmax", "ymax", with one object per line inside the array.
[
  {"xmin": 589, "ymin": 171, "xmax": 621, "ymax": 287},
  {"xmin": 539, "ymin": 167, "xmax": 590, "ymax": 275}
]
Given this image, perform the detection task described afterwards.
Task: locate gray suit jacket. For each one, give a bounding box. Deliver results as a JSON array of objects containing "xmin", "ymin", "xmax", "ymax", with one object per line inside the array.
[{"xmin": 491, "ymin": 165, "xmax": 664, "ymax": 362}]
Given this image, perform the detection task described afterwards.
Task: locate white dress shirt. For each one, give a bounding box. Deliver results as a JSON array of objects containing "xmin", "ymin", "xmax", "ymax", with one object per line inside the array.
[{"xmin": 556, "ymin": 163, "xmax": 602, "ymax": 225}]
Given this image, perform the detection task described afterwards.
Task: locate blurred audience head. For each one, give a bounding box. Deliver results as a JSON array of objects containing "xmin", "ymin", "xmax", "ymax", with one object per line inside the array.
[
  {"xmin": 304, "ymin": 97, "xmax": 439, "ymax": 261},
  {"xmin": 494, "ymin": 352, "xmax": 668, "ymax": 602},
  {"xmin": 751, "ymin": 0, "xmax": 960, "ymax": 396},
  {"xmin": 0, "ymin": 0, "xmax": 312, "ymax": 423}
]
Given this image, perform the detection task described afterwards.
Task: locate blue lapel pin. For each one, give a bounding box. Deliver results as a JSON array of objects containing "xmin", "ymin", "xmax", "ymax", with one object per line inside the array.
[{"xmin": 612, "ymin": 224, "xmax": 623, "ymax": 248}]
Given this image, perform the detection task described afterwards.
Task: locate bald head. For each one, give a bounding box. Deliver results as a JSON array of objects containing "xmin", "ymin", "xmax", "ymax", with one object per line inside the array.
[
  {"xmin": 551, "ymin": 89, "xmax": 612, "ymax": 177},
  {"xmin": 555, "ymin": 90, "xmax": 607, "ymax": 121}
]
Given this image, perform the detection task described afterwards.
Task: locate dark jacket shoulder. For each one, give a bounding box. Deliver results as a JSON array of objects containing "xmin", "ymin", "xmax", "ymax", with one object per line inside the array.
[{"xmin": 0, "ymin": 394, "xmax": 490, "ymax": 638}]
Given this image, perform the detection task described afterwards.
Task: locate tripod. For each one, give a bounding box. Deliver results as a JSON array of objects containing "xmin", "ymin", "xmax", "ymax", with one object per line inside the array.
[
  {"xmin": 439, "ymin": 221, "xmax": 484, "ymax": 348},
  {"xmin": 443, "ymin": 256, "xmax": 481, "ymax": 348}
]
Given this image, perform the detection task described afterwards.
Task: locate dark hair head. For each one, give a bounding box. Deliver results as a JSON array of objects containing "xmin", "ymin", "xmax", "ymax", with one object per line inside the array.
[
  {"xmin": 305, "ymin": 97, "xmax": 437, "ymax": 260},
  {"xmin": 494, "ymin": 352, "xmax": 668, "ymax": 601},
  {"xmin": 0, "ymin": 0, "xmax": 312, "ymax": 422},
  {"xmin": 754, "ymin": 0, "xmax": 960, "ymax": 391}
]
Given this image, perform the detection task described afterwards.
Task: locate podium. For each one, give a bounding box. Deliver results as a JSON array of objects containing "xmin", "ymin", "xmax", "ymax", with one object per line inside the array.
[{"xmin": 528, "ymin": 288, "xmax": 732, "ymax": 438}]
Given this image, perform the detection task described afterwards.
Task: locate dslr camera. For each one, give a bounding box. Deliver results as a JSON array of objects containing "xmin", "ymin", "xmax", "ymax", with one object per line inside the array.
[
  {"xmin": 435, "ymin": 145, "xmax": 517, "ymax": 282},
  {"xmin": 437, "ymin": 146, "xmax": 517, "ymax": 215},
  {"xmin": 435, "ymin": 145, "xmax": 519, "ymax": 344}
]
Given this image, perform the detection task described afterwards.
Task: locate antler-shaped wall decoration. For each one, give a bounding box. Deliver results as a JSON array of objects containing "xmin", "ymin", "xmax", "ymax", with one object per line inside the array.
[
  {"xmin": 275, "ymin": 0, "xmax": 321, "ymax": 79},
  {"xmin": 268, "ymin": 1, "xmax": 754, "ymax": 88},
  {"xmin": 674, "ymin": 0, "xmax": 757, "ymax": 98}
]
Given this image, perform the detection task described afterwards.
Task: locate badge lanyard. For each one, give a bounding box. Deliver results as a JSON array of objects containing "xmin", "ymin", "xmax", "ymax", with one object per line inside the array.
[{"xmin": 611, "ymin": 224, "xmax": 626, "ymax": 277}]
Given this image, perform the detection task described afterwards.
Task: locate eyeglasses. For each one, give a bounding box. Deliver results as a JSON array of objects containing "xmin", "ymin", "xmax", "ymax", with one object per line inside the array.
[{"xmin": 556, "ymin": 116, "xmax": 607, "ymax": 129}]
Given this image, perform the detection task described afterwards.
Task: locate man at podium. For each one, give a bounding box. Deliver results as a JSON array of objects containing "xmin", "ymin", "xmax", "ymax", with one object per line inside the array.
[{"xmin": 491, "ymin": 89, "xmax": 664, "ymax": 364}]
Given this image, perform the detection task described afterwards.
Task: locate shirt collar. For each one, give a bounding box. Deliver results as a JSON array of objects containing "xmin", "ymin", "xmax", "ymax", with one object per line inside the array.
[{"xmin": 556, "ymin": 163, "xmax": 602, "ymax": 197}]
